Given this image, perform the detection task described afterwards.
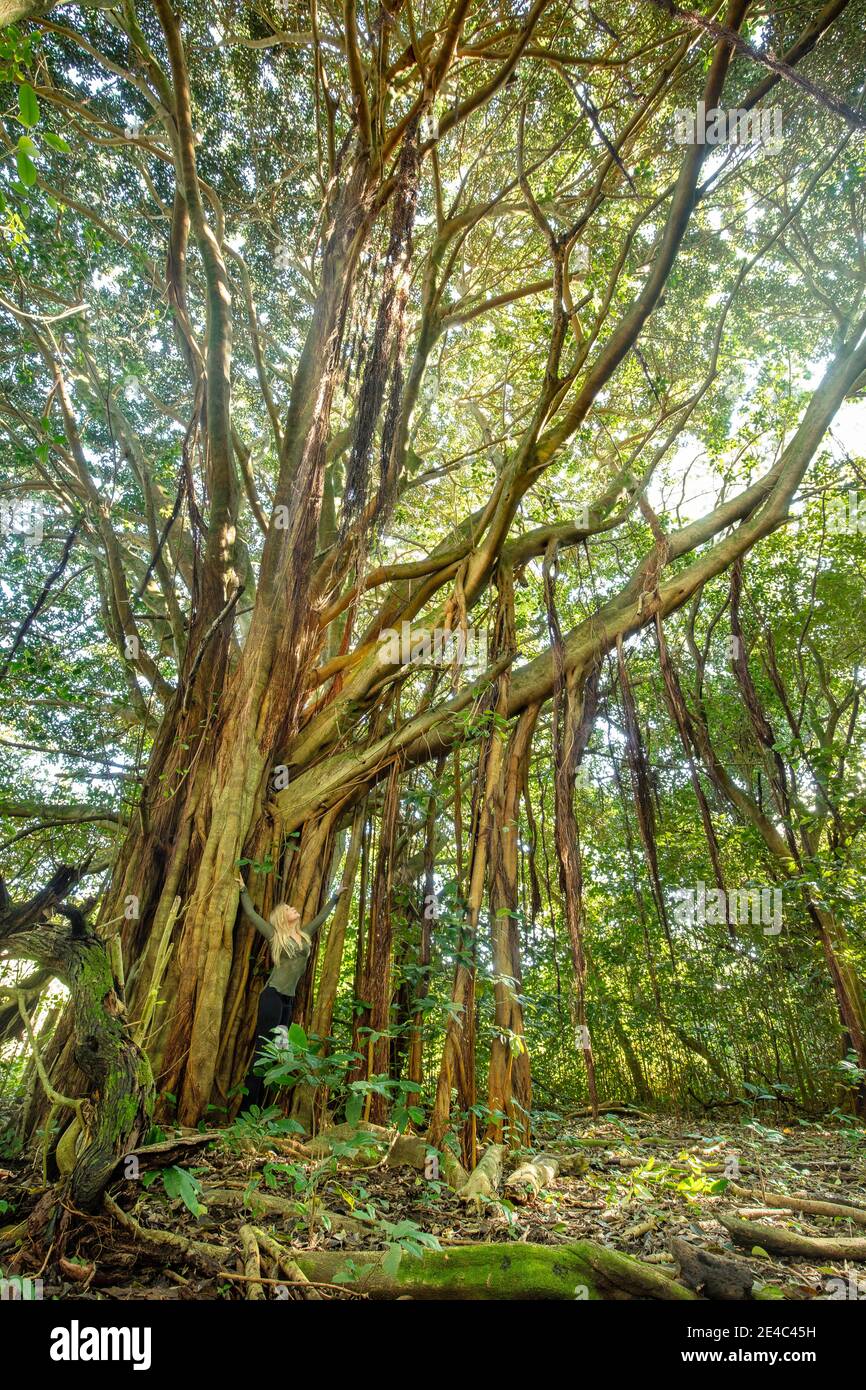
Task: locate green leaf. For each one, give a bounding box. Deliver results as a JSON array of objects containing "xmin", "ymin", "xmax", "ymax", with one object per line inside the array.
[
  {"xmin": 162, "ymin": 1164, "xmax": 205, "ymax": 1215},
  {"xmin": 15, "ymin": 145, "xmax": 37, "ymax": 187},
  {"xmin": 287, "ymin": 1021, "xmax": 307, "ymax": 1049},
  {"xmin": 18, "ymin": 82, "xmax": 39, "ymax": 128},
  {"xmin": 43, "ymin": 131, "xmax": 71, "ymax": 153}
]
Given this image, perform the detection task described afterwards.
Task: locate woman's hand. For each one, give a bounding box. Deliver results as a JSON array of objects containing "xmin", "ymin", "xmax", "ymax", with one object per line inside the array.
[{"xmin": 234, "ymin": 872, "xmax": 246, "ymax": 889}]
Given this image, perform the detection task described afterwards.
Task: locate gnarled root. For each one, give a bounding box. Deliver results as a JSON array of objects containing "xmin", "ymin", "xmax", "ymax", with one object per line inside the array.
[{"xmin": 103, "ymin": 1192, "xmax": 230, "ymax": 1275}]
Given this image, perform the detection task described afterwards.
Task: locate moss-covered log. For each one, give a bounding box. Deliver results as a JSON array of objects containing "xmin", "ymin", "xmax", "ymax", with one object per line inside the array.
[{"xmin": 293, "ymin": 1240, "xmax": 699, "ymax": 1299}]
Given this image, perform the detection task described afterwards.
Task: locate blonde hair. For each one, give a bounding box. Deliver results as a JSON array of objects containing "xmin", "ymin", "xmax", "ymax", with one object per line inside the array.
[{"xmin": 268, "ymin": 902, "xmax": 304, "ymax": 965}]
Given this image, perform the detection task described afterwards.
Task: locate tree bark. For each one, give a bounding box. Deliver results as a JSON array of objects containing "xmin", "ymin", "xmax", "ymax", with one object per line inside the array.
[{"xmin": 1, "ymin": 910, "xmax": 153, "ymax": 1212}]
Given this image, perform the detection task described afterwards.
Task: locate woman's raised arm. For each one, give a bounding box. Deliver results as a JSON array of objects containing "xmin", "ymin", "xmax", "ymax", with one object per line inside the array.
[
  {"xmin": 302, "ymin": 885, "xmax": 348, "ymax": 942},
  {"xmin": 235, "ymin": 877, "xmax": 274, "ymax": 942}
]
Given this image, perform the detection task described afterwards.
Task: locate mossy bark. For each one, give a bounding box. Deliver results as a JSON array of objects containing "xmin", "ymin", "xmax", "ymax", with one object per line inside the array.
[
  {"xmin": 1, "ymin": 921, "xmax": 154, "ymax": 1211},
  {"xmin": 293, "ymin": 1240, "xmax": 698, "ymax": 1300}
]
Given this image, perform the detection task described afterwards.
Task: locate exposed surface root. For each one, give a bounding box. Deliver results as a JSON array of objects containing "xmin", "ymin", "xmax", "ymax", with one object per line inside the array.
[{"xmin": 1, "ymin": 1111, "xmax": 864, "ymax": 1300}]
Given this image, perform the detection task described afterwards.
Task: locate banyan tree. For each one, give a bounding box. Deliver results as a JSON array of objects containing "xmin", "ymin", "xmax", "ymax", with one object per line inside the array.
[{"xmin": 1, "ymin": 0, "xmax": 865, "ymax": 1209}]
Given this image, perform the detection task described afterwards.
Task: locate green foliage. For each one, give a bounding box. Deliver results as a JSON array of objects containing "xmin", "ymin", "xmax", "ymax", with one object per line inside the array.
[{"xmin": 141, "ymin": 1164, "xmax": 206, "ymax": 1216}]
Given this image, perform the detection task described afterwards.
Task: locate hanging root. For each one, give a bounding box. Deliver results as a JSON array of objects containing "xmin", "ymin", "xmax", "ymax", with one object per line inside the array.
[{"xmin": 617, "ymin": 636, "xmax": 674, "ymax": 958}]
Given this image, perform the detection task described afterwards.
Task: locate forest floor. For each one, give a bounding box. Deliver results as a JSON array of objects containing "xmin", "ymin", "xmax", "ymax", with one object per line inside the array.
[{"xmin": 1, "ymin": 1108, "xmax": 865, "ymax": 1300}]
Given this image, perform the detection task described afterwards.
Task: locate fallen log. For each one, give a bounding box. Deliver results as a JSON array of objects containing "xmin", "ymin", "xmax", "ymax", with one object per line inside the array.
[
  {"xmin": 104, "ymin": 1131, "xmax": 217, "ymax": 1178},
  {"xmin": 729, "ymin": 1185, "xmax": 866, "ymax": 1228},
  {"xmin": 439, "ymin": 1146, "xmax": 470, "ymax": 1193},
  {"xmin": 256, "ymin": 1135, "xmax": 312, "ymax": 1158},
  {"xmin": 460, "ymin": 1144, "xmax": 505, "ymax": 1211},
  {"xmin": 622, "ymin": 1217, "xmax": 658, "ymax": 1241},
  {"xmin": 293, "ymin": 1240, "xmax": 698, "ymax": 1299},
  {"xmin": 382, "ymin": 1133, "xmax": 468, "ymax": 1187},
  {"xmin": 385, "ymin": 1134, "xmax": 428, "ymax": 1170},
  {"xmin": 307, "ymin": 1122, "xmax": 391, "ymax": 1163},
  {"xmin": 719, "ymin": 1213, "xmax": 866, "ymax": 1261}
]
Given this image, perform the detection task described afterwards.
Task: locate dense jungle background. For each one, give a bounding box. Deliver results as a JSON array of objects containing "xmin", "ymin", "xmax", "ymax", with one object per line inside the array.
[{"xmin": 0, "ymin": 0, "xmax": 865, "ymax": 1305}]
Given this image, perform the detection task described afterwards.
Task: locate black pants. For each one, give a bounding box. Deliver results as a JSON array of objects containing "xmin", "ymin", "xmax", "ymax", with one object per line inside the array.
[{"xmin": 241, "ymin": 986, "xmax": 294, "ymax": 1112}]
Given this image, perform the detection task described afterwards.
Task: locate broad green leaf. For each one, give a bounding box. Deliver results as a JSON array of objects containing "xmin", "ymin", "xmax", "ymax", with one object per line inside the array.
[
  {"xmin": 18, "ymin": 82, "xmax": 39, "ymax": 127},
  {"xmin": 43, "ymin": 131, "xmax": 71, "ymax": 153},
  {"xmin": 16, "ymin": 147, "xmax": 37, "ymax": 186}
]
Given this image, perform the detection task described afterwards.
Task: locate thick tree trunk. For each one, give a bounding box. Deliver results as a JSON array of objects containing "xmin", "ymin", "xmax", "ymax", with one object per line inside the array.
[{"xmin": 70, "ymin": 156, "xmax": 383, "ymax": 1128}]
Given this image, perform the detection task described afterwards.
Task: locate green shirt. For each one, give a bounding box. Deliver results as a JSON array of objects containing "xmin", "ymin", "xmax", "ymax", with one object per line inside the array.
[{"xmin": 239, "ymin": 888, "xmax": 340, "ymax": 996}]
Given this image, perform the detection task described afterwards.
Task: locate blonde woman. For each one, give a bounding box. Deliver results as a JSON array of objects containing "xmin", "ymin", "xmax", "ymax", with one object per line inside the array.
[{"xmin": 235, "ymin": 874, "xmax": 346, "ymax": 1111}]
